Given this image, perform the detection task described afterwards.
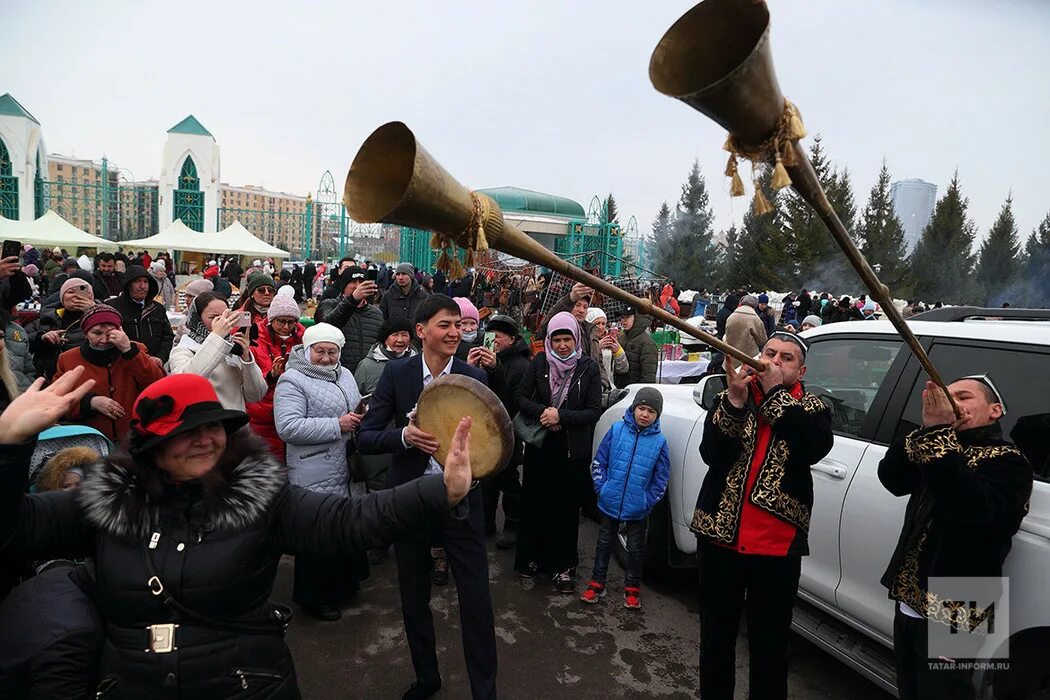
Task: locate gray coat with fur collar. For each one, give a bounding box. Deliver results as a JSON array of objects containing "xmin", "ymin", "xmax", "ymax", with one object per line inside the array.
[{"xmin": 0, "ymin": 434, "xmax": 449, "ymax": 698}]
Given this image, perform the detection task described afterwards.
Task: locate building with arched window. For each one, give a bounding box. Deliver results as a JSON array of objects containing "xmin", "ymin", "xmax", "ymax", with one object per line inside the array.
[
  {"xmin": 159, "ymin": 116, "xmax": 220, "ymax": 234},
  {"xmin": 0, "ymin": 93, "xmax": 48, "ymax": 221}
]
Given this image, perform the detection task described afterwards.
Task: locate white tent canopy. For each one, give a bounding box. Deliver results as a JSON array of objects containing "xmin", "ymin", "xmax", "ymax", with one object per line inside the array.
[
  {"xmin": 0, "ymin": 210, "xmax": 119, "ymax": 251},
  {"xmin": 120, "ymin": 219, "xmax": 288, "ymax": 258}
]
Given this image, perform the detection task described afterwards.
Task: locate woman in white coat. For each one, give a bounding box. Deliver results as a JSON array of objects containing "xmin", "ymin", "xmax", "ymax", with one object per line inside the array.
[
  {"xmin": 167, "ymin": 291, "xmax": 267, "ymax": 411},
  {"xmin": 273, "ymin": 322, "xmax": 368, "ymax": 621}
]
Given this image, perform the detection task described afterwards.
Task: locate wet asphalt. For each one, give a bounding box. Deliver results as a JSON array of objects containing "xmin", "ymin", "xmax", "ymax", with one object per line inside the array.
[{"xmin": 276, "ymin": 517, "xmax": 893, "ymax": 699}]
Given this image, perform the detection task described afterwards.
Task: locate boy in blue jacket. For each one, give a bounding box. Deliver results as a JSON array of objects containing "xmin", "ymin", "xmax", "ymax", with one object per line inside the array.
[{"xmin": 582, "ymin": 387, "xmax": 671, "ymax": 609}]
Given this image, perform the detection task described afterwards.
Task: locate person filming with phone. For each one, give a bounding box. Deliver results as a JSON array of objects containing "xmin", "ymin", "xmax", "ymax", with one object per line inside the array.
[
  {"xmin": 168, "ymin": 291, "xmax": 267, "ymax": 412},
  {"xmin": 314, "ymin": 265, "xmax": 384, "ymax": 373},
  {"xmin": 30, "ymin": 276, "xmax": 95, "ymax": 379}
]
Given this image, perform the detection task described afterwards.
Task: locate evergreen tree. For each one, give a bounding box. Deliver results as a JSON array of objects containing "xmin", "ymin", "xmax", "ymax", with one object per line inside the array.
[
  {"xmin": 653, "ymin": 161, "xmax": 720, "ymax": 288},
  {"xmin": 909, "ymin": 171, "xmax": 977, "ymax": 304},
  {"xmin": 734, "ymin": 168, "xmax": 793, "ymax": 291},
  {"xmin": 603, "ymin": 193, "xmax": 620, "ymax": 224},
  {"xmin": 650, "ymin": 200, "xmax": 674, "ymax": 274},
  {"xmin": 859, "ymin": 159, "xmax": 911, "ymax": 293},
  {"xmin": 975, "ymin": 195, "xmax": 1022, "ymax": 305},
  {"xmin": 1020, "ymin": 212, "xmax": 1050, "ymax": 306},
  {"xmin": 780, "ymin": 136, "xmax": 858, "ymax": 291},
  {"xmin": 720, "ymin": 225, "xmax": 744, "ymax": 289}
]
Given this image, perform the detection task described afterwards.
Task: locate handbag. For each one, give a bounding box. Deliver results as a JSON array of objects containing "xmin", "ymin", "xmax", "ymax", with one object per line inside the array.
[
  {"xmin": 514, "ymin": 377, "xmax": 571, "ymax": 448},
  {"xmin": 512, "ymin": 412, "xmax": 548, "ymax": 448}
]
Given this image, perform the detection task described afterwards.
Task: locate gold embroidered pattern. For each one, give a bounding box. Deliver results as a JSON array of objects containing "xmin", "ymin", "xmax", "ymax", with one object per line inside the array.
[
  {"xmin": 691, "ymin": 412, "xmax": 756, "ymax": 542},
  {"xmin": 710, "ymin": 391, "xmax": 746, "ymax": 439},
  {"xmin": 749, "ymin": 437, "xmax": 811, "ymax": 531},
  {"xmin": 904, "ymin": 426, "xmax": 961, "ymax": 464},
  {"xmin": 758, "ymin": 388, "xmax": 798, "ymax": 424},
  {"xmin": 799, "ymin": 392, "xmax": 827, "ymax": 415},
  {"xmin": 891, "ymin": 441, "xmax": 1019, "ymax": 628}
]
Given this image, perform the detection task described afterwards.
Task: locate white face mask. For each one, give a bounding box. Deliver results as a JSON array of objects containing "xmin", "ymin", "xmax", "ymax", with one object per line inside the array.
[
  {"xmin": 461, "ymin": 330, "xmax": 478, "ymax": 343},
  {"xmin": 277, "ymin": 334, "xmax": 291, "ymax": 340}
]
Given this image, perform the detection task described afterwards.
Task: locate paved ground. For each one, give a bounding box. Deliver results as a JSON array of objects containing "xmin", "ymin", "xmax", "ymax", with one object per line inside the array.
[{"xmin": 278, "ymin": 518, "xmax": 893, "ymax": 699}]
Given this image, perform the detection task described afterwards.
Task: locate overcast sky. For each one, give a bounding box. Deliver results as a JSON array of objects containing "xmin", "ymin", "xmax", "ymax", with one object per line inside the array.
[{"xmin": 5, "ymin": 0, "xmax": 1048, "ymax": 246}]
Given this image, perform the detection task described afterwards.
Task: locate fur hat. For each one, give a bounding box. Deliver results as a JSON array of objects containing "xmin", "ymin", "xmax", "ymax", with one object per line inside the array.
[
  {"xmin": 486, "ymin": 314, "xmax": 520, "ymax": 338},
  {"xmin": 267, "ymin": 294, "xmax": 301, "ymax": 321},
  {"xmin": 632, "ymin": 387, "xmax": 664, "ymax": 418},
  {"xmin": 303, "ymin": 322, "xmax": 345, "ymax": 351},
  {"xmin": 378, "ymin": 317, "xmax": 414, "ymax": 344}
]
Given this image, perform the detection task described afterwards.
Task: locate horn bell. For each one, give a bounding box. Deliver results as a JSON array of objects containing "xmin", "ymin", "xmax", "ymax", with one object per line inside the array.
[
  {"xmin": 345, "ymin": 121, "xmax": 474, "ymax": 235},
  {"xmin": 650, "ymin": 0, "xmax": 784, "ymax": 150}
]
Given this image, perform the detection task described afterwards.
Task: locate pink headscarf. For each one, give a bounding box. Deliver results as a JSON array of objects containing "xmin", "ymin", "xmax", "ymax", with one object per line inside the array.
[{"xmin": 544, "ymin": 311, "xmax": 581, "ymax": 407}]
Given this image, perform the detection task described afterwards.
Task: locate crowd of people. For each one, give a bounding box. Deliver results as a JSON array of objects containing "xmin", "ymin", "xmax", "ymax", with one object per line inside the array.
[{"xmin": 0, "ymin": 247, "xmax": 1033, "ymax": 700}]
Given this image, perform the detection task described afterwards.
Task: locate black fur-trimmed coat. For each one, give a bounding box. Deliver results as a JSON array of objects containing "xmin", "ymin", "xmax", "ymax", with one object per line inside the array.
[{"xmin": 0, "ymin": 434, "xmax": 449, "ymax": 699}]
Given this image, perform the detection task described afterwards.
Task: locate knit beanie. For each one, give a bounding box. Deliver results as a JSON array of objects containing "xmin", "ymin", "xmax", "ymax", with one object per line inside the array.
[
  {"xmin": 267, "ymin": 294, "xmax": 301, "ymax": 321},
  {"xmin": 302, "ymin": 322, "xmax": 345, "ymax": 351},
  {"xmin": 378, "ymin": 317, "xmax": 414, "ymax": 344},
  {"xmin": 585, "ymin": 307, "xmax": 607, "ymax": 324},
  {"xmin": 395, "ymin": 262, "xmax": 415, "ymax": 276},
  {"xmin": 81, "ymin": 303, "xmax": 123, "ymax": 332},
  {"xmin": 802, "ymin": 314, "xmax": 823, "ymax": 327},
  {"xmin": 60, "ymin": 276, "xmax": 94, "ymax": 300},
  {"xmin": 276, "ymin": 284, "xmax": 296, "ymax": 298},
  {"xmin": 758, "ymin": 293, "xmax": 770, "ymax": 304},
  {"xmin": 245, "ymin": 272, "xmax": 276, "ymax": 296},
  {"xmin": 150, "ymin": 261, "xmax": 167, "ymax": 275},
  {"xmin": 632, "ymin": 387, "xmax": 664, "ymax": 418},
  {"xmin": 22, "ymin": 263, "xmax": 39, "ymax": 277},
  {"xmin": 454, "ymin": 297, "xmax": 479, "ymax": 322},
  {"xmin": 184, "ymin": 279, "xmax": 214, "ymax": 298},
  {"xmin": 862, "ymin": 299, "xmax": 877, "ymax": 313}
]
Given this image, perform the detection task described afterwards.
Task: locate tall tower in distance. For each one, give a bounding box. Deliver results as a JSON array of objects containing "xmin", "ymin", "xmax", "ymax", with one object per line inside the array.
[{"xmin": 890, "ymin": 179, "xmax": 937, "ymax": 254}]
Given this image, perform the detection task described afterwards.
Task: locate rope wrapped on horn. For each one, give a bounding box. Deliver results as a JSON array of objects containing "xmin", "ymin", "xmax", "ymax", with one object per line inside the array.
[{"xmin": 723, "ymin": 99, "xmax": 807, "ymax": 215}]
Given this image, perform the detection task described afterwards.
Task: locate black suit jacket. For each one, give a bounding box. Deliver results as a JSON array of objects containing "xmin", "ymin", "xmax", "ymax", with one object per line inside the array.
[{"xmin": 358, "ymin": 352, "xmax": 488, "ymax": 485}]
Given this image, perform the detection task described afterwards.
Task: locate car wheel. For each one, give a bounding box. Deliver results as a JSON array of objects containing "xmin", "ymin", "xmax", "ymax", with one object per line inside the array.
[{"xmin": 613, "ymin": 498, "xmax": 671, "ymax": 582}]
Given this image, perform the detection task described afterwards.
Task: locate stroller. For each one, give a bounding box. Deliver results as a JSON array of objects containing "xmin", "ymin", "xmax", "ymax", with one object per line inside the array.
[{"xmin": 27, "ymin": 424, "xmax": 113, "ymax": 492}]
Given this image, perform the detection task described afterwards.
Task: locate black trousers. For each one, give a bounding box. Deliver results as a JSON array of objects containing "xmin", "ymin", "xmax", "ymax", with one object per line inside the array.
[
  {"xmin": 697, "ymin": 540, "xmax": 802, "ymax": 700},
  {"xmin": 893, "ymin": 607, "xmax": 977, "ymax": 699},
  {"xmin": 482, "ymin": 462, "xmax": 521, "ymax": 532},
  {"xmin": 393, "ymin": 487, "xmax": 497, "ymax": 699}
]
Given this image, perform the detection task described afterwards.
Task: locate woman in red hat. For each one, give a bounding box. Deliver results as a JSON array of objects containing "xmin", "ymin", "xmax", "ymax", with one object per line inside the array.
[
  {"xmin": 52, "ymin": 303, "xmax": 166, "ymax": 440},
  {"xmin": 0, "ymin": 367, "xmax": 475, "ymax": 699}
]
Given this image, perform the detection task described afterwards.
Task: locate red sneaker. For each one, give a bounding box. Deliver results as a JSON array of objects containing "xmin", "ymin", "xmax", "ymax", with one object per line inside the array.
[
  {"xmin": 624, "ymin": 586, "xmax": 642, "ymax": 609},
  {"xmin": 580, "ymin": 581, "xmax": 606, "ymax": 604}
]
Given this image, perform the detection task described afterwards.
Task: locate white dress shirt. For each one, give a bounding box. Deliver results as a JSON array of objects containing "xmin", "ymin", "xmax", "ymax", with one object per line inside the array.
[{"xmin": 402, "ymin": 354, "xmax": 455, "ymax": 475}]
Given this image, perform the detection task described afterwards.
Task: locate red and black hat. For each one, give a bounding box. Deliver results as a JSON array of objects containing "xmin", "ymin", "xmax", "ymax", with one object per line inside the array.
[{"xmin": 130, "ymin": 374, "xmax": 249, "ymax": 453}]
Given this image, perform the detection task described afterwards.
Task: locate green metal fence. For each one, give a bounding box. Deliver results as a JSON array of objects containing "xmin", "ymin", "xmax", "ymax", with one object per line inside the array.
[{"xmin": 0, "ymin": 139, "xmax": 18, "ymax": 219}]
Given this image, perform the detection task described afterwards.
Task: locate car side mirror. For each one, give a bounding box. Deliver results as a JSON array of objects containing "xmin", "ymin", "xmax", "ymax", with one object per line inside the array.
[{"xmin": 693, "ymin": 374, "xmax": 728, "ymax": 411}]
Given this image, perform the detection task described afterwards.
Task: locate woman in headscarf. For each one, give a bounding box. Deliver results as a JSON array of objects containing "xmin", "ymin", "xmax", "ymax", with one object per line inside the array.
[
  {"xmin": 29, "ymin": 276, "xmax": 95, "ymax": 379},
  {"xmin": 52, "ymin": 304, "xmax": 165, "ymax": 440},
  {"xmin": 0, "ymin": 367, "xmax": 475, "ymax": 699},
  {"xmin": 247, "ymin": 293, "xmax": 305, "ymax": 461},
  {"xmin": 168, "ymin": 291, "xmax": 267, "ymax": 411},
  {"xmin": 514, "ymin": 311, "xmax": 601, "ymax": 593},
  {"xmin": 274, "ymin": 323, "xmax": 368, "ymax": 621}
]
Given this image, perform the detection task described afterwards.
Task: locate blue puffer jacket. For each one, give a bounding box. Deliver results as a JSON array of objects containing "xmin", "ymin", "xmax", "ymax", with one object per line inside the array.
[{"xmin": 591, "ymin": 407, "xmax": 671, "ymax": 521}]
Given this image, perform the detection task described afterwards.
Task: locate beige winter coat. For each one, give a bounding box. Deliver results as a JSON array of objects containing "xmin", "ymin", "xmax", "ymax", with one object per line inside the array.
[
  {"xmin": 168, "ymin": 331, "xmax": 268, "ymax": 412},
  {"xmin": 724, "ymin": 305, "xmax": 768, "ymax": 361}
]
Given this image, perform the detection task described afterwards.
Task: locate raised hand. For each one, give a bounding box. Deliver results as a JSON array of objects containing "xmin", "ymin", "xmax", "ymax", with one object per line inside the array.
[
  {"xmin": 0, "ymin": 366, "xmax": 96, "ymax": 443},
  {"xmin": 569, "ymin": 282, "xmax": 593, "ymax": 302},
  {"xmin": 107, "ymin": 329, "xmax": 132, "ymax": 353},
  {"xmin": 210, "ymin": 309, "xmax": 240, "ymax": 338},
  {"xmin": 724, "ymin": 356, "xmax": 752, "ymax": 409},
  {"xmin": 443, "ymin": 416, "xmax": 472, "ymax": 505}
]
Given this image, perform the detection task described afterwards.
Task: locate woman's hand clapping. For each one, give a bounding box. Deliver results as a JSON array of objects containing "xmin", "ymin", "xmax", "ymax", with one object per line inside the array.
[{"xmin": 0, "ymin": 367, "xmax": 96, "ymax": 444}]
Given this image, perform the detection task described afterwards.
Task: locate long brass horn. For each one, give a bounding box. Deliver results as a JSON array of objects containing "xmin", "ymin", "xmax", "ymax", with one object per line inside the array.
[
  {"xmin": 650, "ymin": 0, "xmax": 957, "ymax": 412},
  {"xmin": 345, "ymin": 121, "xmax": 765, "ymax": 372}
]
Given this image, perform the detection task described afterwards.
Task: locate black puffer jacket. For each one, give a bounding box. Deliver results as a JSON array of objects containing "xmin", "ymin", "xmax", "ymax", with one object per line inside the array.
[
  {"xmin": 516, "ymin": 353, "xmax": 602, "ymax": 461},
  {"xmin": 109, "ymin": 266, "xmax": 175, "ymax": 362},
  {"xmin": 314, "ymin": 297, "xmax": 384, "ymax": 373},
  {"xmin": 29, "ymin": 307, "xmax": 86, "ymax": 379},
  {"xmin": 379, "ymin": 280, "xmax": 429, "ymax": 322},
  {"xmin": 0, "ymin": 435, "xmax": 450, "ymax": 699}
]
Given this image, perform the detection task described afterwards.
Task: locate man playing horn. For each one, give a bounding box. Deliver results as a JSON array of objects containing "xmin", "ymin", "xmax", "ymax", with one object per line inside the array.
[{"xmin": 692, "ymin": 332, "xmax": 833, "ymax": 700}]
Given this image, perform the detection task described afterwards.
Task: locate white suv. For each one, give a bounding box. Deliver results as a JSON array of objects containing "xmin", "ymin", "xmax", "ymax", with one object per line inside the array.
[{"xmin": 594, "ymin": 309, "xmax": 1050, "ymax": 698}]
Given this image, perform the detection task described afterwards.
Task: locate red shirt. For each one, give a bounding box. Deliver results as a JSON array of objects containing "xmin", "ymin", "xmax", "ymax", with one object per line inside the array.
[{"xmin": 731, "ymin": 382, "xmax": 803, "ymax": 557}]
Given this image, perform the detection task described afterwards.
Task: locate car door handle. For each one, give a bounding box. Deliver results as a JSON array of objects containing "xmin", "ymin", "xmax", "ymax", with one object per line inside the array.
[{"xmin": 811, "ymin": 462, "xmax": 847, "ymax": 479}]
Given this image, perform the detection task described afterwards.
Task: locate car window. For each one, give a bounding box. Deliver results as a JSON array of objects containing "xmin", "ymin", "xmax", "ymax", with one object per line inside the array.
[
  {"xmin": 893, "ymin": 342, "xmax": 1050, "ymax": 481},
  {"xmin": 803, "ymin": 338, "xmax": 904, "ymax": 438}
]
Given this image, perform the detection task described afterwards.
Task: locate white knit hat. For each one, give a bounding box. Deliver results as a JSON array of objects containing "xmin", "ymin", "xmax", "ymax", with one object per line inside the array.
[
  {"xmin": 302, "ymin": 322, "xmax": 345, "ymax": 350},
  {"xmin": 276, "ymin": 285, "xmax": 296, "ymax": 298},
  {"xmin": 585, "ymin": 307, "xmax": 607, "ymax": 324}
]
